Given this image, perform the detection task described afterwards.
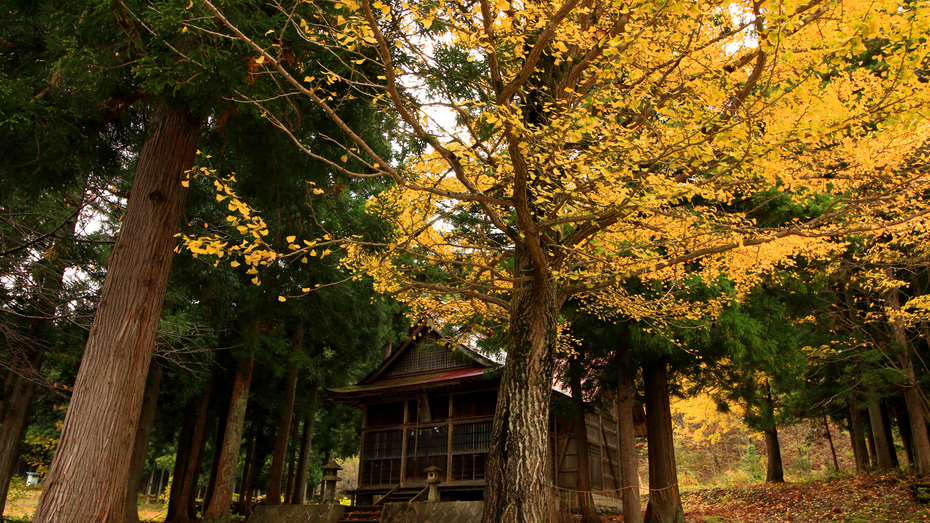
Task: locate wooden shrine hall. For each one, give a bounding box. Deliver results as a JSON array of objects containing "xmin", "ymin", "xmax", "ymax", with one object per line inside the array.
[{"xmin": 327, "ymin": 320, "xmax": 646, "ymax": 505}]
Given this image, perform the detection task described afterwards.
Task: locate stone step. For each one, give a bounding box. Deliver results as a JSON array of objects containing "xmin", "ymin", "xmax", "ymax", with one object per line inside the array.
[{"xmin": 338, "ymin": 505, "xmax": 382, "ymax": 523}]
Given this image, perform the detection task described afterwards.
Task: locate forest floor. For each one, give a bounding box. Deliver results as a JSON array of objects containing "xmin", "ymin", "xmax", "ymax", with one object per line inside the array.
[
  {"xmin": 3, "ymin": 472, "xmax": 928, "ymax": 522},
  {"xmin": 676, "ymin": 471, "xmax": 930, "ymax": 522}
]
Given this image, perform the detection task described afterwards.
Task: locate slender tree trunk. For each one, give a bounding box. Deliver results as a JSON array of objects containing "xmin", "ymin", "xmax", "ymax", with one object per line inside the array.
[
  {"xmin": 823, "ymin": 415, "xmax": 840, "ymax": 472},
  {"xmin": 244, "ymin": 440, "xmax": 270, "ymax": 519},
  {"xmin": 165, "ymin": 397, "xmax": 197, "ymax": 521},
  {"xmin": 643, "ymin": 362, "xmax": 684, "ymax": 523},
  {"xmin": 290, "ymin": 390, "xmax": 319, "ymax": 505},
  {"xmin": 202, "ymin": 411, "xmax": 228, "ymax": 513},
  {"xmin": 169, "ymin": 377, "xmax": 214, "ymax": 523},
  {"xmin": 33, "ymin": 104, "xmax": 200, "ymax": 523},
  {"xmin": 0, "ymin": 353, "xmax": 43, "ymax": 516},
  {"xmin": 124, "ymin": 365, "xmax": 163, "ymax": 523},
  {"xmin": 202, "ymin": 357, "xmax": 255, "ymax": 523},
  {"xmin": 864, "ymin": 414, "xmax": 878, "ymax": 469},
  {"xmin": 482, "ymin": 256, "xmax": 556, "ymax": 523},
  {"xmin": 266, "ymin": 323, "xmax": 303, "ymax": 505},
  {"xmin": 156, "ymin": 468, "xmax": 166, "ymax": 504},
  {"xmin": 886, "ymin": 268, "xmax": 930, "ymax": 476},
  {"xmin": 568, "ymin": 351, "xmax": 599, "ymax": 523},
  {"xmin": 848, "ymin": 403, "xmax": 870, "ymax": 474},
  {"xmin": 145, "ymin": 469, "xmax": 155, "ymax": 505},
  {"xmin": 238, "ymin": 423, "xmax": 255, "ymax": 509},
  {"xmin": 284, "ymin": 418, "xmax": 300, "ymax": 503},
  {"xmin": 868, "ymin": 402, "xmax": 895, "ymax": 469},
  {"xmin": 761, "ymin": 389, "xmax": 784, "ymax": 483},
  {"xmin": 895, "ymin": 403, "xmax": 915, "ymax": 466},
  {"xmin": 240, "ymin": 422, "xmax": 261, "ymax": 519},
  {"xmin": 615, "ymin": 331, "xmax": 643, "ymax": 523}
]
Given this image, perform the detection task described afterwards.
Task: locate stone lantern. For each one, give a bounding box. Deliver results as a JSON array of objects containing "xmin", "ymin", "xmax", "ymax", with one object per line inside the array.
[
  {"xmin": 321, "ymin": 459, "xmax": 343, "ymax": 504},
  {"xmin": 424, "ymin": 466, "xmax": 442, "ymax": 502}
]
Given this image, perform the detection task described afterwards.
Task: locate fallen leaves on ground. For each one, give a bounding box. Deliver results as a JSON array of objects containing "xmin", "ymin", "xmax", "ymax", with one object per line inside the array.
[{"xmin": 680, "ymin": 472, "xmax": 930, "ymax": 522}]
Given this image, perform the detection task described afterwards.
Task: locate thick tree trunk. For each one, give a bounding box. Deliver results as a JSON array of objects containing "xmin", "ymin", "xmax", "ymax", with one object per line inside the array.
[
  {"xmin": 643, "ymin": 362, "xmax": 684, "ymax": 523},
  {"xmin": 880, "ymin": 404, "xmax": 899, "ymax": 468},
  {"xmin": 33, "ymin": 104, "xmax": 200, "ymax": 523},
  {"xmin": 868, "ymin": 402, "xmax": 896, "ymax": 469},
  {"xmin": 568, "ymin": 351, "xmax": 599, "ymax": 523},
  {"xmin": 847, "ymin": 403, "xmax": 870, "ymax": 474},
  {"xmin": 290, "ymin": 390, "xmax": 319, "ymax": 505},
  {"xmin": 614, "ymin": 332, "xmax": 643, "ymax": 523},
  {"xmin": 124, "ymin": 365, "xmax": 163, "ymax": 523},
  {"xmin": 481, "ymin": 259, "xmax": 556, "ymax": 523},
  {"xmin": 266, "ymin": 323, "xmax": 303, "ymax": 505},
  {"xmin": 201, "ymin": 357, "xmax": 255, "ymax": 523},
  {"xmin": 0, "ymin": 353, "xmax": 43, "ymax": 516},
  {"xmin": 886, "ymin": 269, "xmax": 930, "ymax": 476},
  {"xmin": 763, "ymin": 427, "xmax": 784, "ymax": 483}
]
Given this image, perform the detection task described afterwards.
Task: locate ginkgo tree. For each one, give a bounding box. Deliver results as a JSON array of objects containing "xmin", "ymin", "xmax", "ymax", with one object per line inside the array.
[{"xmin": 188, "ymin": 0, "xmax": 930, "ymax": 520}]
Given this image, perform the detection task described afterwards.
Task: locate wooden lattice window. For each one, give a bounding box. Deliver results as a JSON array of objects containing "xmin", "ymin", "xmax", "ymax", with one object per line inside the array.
[
  {"xmin": 363, "ymin": 430, "xmax": 403, "ymax": 460},
  {"xmin": 361, "ymin": 430, "xmax": 403, "ymax": 486},
  {"xmin": 452, "ymin": 421, "xmax": 492, "ymax": 454},
  {"xmin": 406, "ymin": 426, "xmax": 448, "ymax": 457},
  {"xmin": 385, "ymin": 343, "xmax": 471, "ymax": 377}
]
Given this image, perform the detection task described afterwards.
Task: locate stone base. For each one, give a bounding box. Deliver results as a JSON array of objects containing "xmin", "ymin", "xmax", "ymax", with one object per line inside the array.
[
  {"xmin": 380, "ymin": 501, "xmax": 484, "ymax": 523},
  {"xmin": 246, "ymin": 504, "xmax": 346, "ymax": 523}
]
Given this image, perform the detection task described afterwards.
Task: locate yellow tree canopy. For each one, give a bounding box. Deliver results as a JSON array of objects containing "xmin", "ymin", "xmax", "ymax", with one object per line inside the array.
[{"xmin": 191, "ymin": 0, "xmax": 930, "ymax": 325}]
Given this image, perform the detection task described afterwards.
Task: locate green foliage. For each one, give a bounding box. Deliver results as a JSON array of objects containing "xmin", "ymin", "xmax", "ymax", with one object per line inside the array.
[{"xmin": 739, "ymin": 444, "xmax": 765, "ymax": 482}]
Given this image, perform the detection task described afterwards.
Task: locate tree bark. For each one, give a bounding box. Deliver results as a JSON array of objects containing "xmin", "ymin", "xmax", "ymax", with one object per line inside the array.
[
  {"xmin": 761, "ymin": 389, "xmax": 784, "ymax": 483},
  {"xmin": 201, "ymin": 357, "xmax": 255, "ymax": 523},
  {"xmin": 33, "ymin": 104, "xmax": 200, "ymax": 523},
  {"xmin": 823, "ymin": 415, "xmax": 840, "ymax": 472},
  {"xmin": 266, "ymin": 322, "xmax": 303, "ymax": 505},
  {"xmin": 895, "ymin": 402, "xmax": 915, "ymax": 466},
  {"xmin": 165, "ymin": 397, "xmax": 197, "ymax": 521},
  {"xmin": 880, "ymin": 404, "xmax": 899, "ymax": 468},
  {"xmin": 864, "ymin": 414, "xmax": 878, "ymax": 469},
  {"xmin": 202, "ymin": 410, "xmax": 228, "ymax": 513},
  {"xmin": 283, "ymin": 418, "xmax": 300, "ymax": 503},
  {"xmin": 886, "ymin": 268, "xmax": 930, "ymax": 476},
  {"xmin": 763, "ymin": 427, "xmax": 785, "ymax": 483},
  {"xmin": 868, "ymin": 402, "xmax": 896, "ymax": 470},
  {"xmin": 568, "ymin": 350, "xmax": 599, "ymax": 523},
  {"xmin": 614, "ymin": 331, "xmax": 643, "ymax": 523},
  {"xmin": 239, "ymin": 422, "xmax": 260, "ymax": 518},
  {"xmin": 290, "ymin": 390, "xmax": 319, "ymax": 505},
  {"xmin": 643, "ymin": 362, "xmax": 684, "ymax": 523},
  {"xmin": 847, "ymin": 403, "xmax": 870, "ymax": 474},
  {"xmin": 482, "ymin": 255, "xmax": 556, "ymax": 523},
  {"xmin": 156, "ymin": 468, "xmax": 166, "ymax": 504},
  {"xmin": 168, "ymin": 377, "xmax": 214, "ymax": 523},
  {"xmin": 0, "ymin": 353, "xmax": 43, "ymax": 516},
  {"xmin": 145, "ymin": 469, "xmax": 155, "ymax": 505},
  {"xmin": 124, "ymin": 364, "xmax": 163, "ymax": 523}
]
